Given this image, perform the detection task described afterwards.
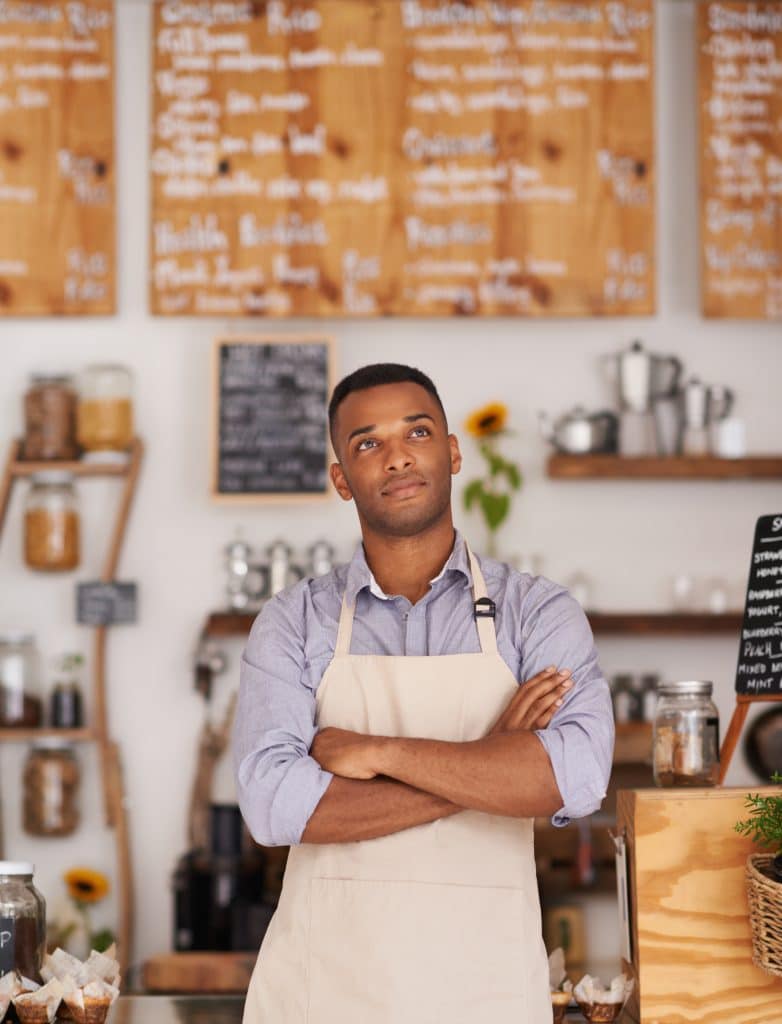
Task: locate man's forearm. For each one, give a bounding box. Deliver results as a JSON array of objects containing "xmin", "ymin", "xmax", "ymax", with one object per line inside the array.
[
  {"xmin": 300, "ymin": 774, "xmax": 462, "ymax": 844},
  {"xmin": 374, "ymin": 731, "xmax": 563, "ymax": 818}
]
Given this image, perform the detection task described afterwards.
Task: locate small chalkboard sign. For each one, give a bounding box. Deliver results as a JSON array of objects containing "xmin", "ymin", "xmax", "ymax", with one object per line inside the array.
[
  {"xmin": 77, "ymin": 582, "xmax": 137, "ymax": 626},
  {"xmin": 735, "ymin": 514, "xmax": 782, "ymax": 697},
  {"xmin": 211, "ymin": 335, "xmax": 335, "ymax": 502}
]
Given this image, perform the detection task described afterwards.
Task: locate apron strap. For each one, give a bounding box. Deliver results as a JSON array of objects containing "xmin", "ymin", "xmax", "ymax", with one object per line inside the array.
[{"xmin": 335, "ymin": 541, "xmax": 499, "ymax": 657}]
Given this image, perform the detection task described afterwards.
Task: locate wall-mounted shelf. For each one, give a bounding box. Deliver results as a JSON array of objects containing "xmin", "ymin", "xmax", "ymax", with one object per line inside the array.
[
  {"xmin": 0, "ymin": 728, "xmax": 97, "ymax": 743},
  {"xmin": 587, "ymin": 611, "xmax": 743, "ymax": 636},
  {"xmin": 547, "ymin": 453, "xmax": 782, "ymax": 480},
  {"xmin": 0, "ymin": 437, "xmax": 144, "ymax": 976}
]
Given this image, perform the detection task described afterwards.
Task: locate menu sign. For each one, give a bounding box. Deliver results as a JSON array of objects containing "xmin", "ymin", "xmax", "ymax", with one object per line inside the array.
[
  {"xmin": 211, "ymin": 336, "xmax": 334, "ymax": 500},
  {"xmin": 151, "ymin": 0, "xmax": 654, "ymax": 318},
  {"xmin": 0, "ymin": 0, "xmax": 115, "ymax": 315},
  {"xmin": 698, "ymin": 2, "xmax": 782, "ymax": 319},
  {"xmin": 735, "ymin": 514, "xmax": 782, "ymax": 697}
]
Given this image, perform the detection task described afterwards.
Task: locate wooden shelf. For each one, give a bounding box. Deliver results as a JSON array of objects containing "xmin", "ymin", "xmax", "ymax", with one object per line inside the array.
[
  {"xmin": 547, "ymin": 453, "xmax": 782, "ymax": 480},
  {"xmin": 204, "ymin": 611, "xmax": 256, "ymax": 637},
  {"xmin": 0, "ymin": 727, "xmax": 96, "ymax": 743},
  {"xmin": 8, "ymin": 438, "xmax": 139, "ymax": 478},
  {"xmin": 587, "ymin": 611, "xmax": 743, "ymax": 635},
  {"xmin": 614, "ymin": 722, "xmax": 653, "ymax": 765}
]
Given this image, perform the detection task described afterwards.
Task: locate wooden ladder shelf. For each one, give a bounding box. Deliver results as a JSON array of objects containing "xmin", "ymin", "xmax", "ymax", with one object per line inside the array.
[{"xmin": 0, "ymin": 437, "xmax": 144, "ymax": 976}]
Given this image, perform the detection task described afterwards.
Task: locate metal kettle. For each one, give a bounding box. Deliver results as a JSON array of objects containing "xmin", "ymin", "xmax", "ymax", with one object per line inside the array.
[{"xmin": 538, "ymin": 406, "xmax": 618, "ymax": 454}]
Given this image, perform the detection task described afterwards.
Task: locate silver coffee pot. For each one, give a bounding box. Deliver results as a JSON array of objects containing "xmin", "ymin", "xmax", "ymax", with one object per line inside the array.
[
  {"xmin": 267, "ymin": 539, "xmax": 305, "ymax": 595},
  {"xmin": 681, "ymin": 379, "xmax": 734, "ymax": 455},
  {"xmin": 538, "ymin": 407, "xmax": 618, "ymax": 454},
  {"xmin": 605, "ymin": 339, "xmax": 683, "ymax": 413}
]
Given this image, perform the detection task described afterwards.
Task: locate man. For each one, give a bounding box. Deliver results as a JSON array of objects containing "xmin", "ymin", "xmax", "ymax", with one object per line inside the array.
[{"xmin": 234, "ymin": 363, "xmax": 614, "ymax": 1024}]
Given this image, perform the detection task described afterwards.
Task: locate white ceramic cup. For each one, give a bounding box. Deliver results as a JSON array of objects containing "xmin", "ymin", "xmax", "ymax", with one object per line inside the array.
[{"xmin": 712, "ymin": 417, "xmax": 746, "ymax": 459}]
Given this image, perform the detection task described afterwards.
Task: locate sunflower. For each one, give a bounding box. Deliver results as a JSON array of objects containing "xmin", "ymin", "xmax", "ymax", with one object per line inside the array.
[
  {"xmin": 64, "ymin": 867, "xmax": 110, "ymax": 905},
  {"xmin": 465, "ymin": 402, "xmax": 508, "ymax": 438}
]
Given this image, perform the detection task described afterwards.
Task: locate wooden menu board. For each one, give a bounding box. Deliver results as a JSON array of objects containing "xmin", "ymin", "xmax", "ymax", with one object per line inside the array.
[
  {"xmin": 735, "ymin": 514, "xmax": 782, "ymax": 698},
  {"xmin": 151, "ymin": 0, "xmax": 655, "ymax": 318},
  {"xmin": 211, "ymin": 335, "xmax": 334, "ymax": 501},
  {"xmin": 0, "ymin": 0, "xmax": 115, "ymax": 315},
  {"xmin": 698, "ymin": 2, "xmax": 782, "ymax": 319}
]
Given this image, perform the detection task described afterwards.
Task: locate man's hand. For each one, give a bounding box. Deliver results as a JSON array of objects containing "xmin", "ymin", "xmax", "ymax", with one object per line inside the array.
[
  {"xmin": 488, "ymin": 666, "xmax": 572, "ymax": 736},
  {"xmin": 311, "ymin": 727, "xmax": 379, "ymax": 779}
]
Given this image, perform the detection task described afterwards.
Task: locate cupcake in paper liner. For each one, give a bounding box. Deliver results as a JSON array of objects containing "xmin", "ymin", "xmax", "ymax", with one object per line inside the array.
[
  {"xmin": 12, "ymin": 977, "xmax": 64, "ymax": 1024},
  {"xmin": 548, "ymin": 947, "xmax": 574, "ymax": 1024},
  {"xmin": 574, "ymin": 972, "xmax": 634, "ymax": 1022}
]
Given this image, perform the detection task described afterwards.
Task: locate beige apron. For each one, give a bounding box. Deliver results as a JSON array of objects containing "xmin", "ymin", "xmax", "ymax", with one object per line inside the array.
[{"xmin": 243, "ymin": 546, "xmax": 551, "ymax": 1024}]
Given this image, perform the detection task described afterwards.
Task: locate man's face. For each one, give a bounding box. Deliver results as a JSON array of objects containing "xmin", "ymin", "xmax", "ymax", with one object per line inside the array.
[{"xmin": 330, "ymin": 382, "xmax": 462, "ymax": 539}]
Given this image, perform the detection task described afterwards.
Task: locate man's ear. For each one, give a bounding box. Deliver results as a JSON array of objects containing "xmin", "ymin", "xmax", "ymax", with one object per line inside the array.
[
  {"xmin": 330, "ymin": 462, "xmax": 354, "ymax": 502},
  {"xmin": 448, "ymin": 434, "xmax": 462, "ymax": 475}
]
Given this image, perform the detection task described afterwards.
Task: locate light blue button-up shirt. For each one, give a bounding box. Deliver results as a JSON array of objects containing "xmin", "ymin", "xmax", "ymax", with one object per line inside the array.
[{"xmin": 233, "ymin": 532, "xmax": 614, "ymax": 847}]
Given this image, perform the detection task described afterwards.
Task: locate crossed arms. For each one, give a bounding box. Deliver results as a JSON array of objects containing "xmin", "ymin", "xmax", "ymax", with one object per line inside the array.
[{"xmin": 301, "ymin": 668, "xmax": 572, "ymax": 844}]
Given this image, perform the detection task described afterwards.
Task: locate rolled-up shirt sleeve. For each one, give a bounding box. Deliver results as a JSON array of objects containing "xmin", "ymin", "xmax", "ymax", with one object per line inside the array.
[
  {"xmin": 522, "ymin": 583, "xmax": 615, "ymax": 827},
  {"xmin": 232, "ymin": 587, "xmax": 333, "ymax": 847}
]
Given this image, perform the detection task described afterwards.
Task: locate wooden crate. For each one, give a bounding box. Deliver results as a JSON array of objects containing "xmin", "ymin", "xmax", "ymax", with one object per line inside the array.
[
  {"xmin": 143, "ymin": 952, "xmax": 256, "ymax": 993},
  {"xmin": 617, "ymin": 787, "xmax": 782, "ymax": 1024}
]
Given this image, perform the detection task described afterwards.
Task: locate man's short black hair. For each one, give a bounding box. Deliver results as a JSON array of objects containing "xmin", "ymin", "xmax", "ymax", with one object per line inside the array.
[{"xmin": 328, "ymin": 364, "xmax": 447, "ymax": 450}]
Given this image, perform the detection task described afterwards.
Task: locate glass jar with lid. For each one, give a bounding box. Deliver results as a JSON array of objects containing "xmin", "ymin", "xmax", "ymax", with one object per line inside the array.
[
  {"xmin": 0, "ymin": 634, "xmax": 42, "ymax": 728},
  {"xmin": 23, "ymin": 740, "xmax": 81, "ymax": 837},
  {"xmin": 22, "ymin": 374, "xmax": 78, "ymax": 461},
  {"xmin": 653, "ymin": 680, "xmax": 720, "ymax": 787},
  {"xmin": 24, "ymin": 471, "xmax": 80, "ymax": 572},
  {"xmin": 76, "ymin": 364, "xmax": 134, "ymax": 457},
  {"xmin": 0, "ymin": 862, "xmax": 46, "ymax": 981}
]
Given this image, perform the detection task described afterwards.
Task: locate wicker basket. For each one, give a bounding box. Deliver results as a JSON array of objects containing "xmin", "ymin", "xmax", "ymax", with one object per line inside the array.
[{"xmin": 746, "ymin": 853, "xmax": 782, "ymax": 978}]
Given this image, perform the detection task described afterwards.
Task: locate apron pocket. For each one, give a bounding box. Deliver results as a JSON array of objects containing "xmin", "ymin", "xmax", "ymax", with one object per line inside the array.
[{"xmin": 306, "ymin": 877, "xmax": 530, "ymax": 1024}]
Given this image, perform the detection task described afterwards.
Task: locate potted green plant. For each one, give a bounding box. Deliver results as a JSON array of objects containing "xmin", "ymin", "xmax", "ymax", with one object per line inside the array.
[{"xmin": 734, "ymin": 773, "xmax": 782, "ymax": 978}]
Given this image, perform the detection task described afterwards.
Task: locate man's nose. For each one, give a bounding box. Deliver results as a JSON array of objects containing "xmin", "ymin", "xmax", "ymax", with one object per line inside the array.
[{"xmin": 385, "ymin": 438, "xmax": 415, "ymax": 472}]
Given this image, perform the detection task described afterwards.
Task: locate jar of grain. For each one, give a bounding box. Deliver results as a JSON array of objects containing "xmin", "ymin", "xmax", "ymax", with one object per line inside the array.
[
  {"xmin": 76, "ymin": 364, "xmax": 134, "ymax": 456},
  {"xmin": 22, "ymin": 374, "xmax": 78, "ymax": 461},
  {"xmin": 24, "ymin": 472, "xmax": 80, "ymax": 572},
  {"xmin": 23, "ymin": 741, "xmax": 81, "ymax": 837}
]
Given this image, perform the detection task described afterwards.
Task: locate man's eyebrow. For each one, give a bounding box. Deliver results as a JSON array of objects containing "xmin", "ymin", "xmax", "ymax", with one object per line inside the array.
[{"xmin": 346, "ymin": 413, "xmax": 435, "ymax": 445}]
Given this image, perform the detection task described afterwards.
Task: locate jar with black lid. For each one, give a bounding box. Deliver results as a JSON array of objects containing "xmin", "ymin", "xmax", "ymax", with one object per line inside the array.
[
  {"xmin": 0, "ymin": 861, "xmax": 46, "ymax": 982},
  {"xmin": 653, "ymin": 680, "xmax": 720, "ymax": 787}
]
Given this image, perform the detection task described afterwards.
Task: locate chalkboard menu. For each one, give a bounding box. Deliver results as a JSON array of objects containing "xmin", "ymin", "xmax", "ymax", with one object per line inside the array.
[
  {"xmin": 151, "ymin": 0, "xmax": 655, "ymax": 318},
  {"xmin": 698, "ymin": 2, "xmax": 782, "ymax": 319},
  {"xmin": 77, "ymin": 581, "xmax": 138, "ymax": 626},
  {"xmin": 0, "ymin": 0, "xmax": 115, "ymax": 315},
  {"xmin": 735, "ymin": 514, "xmax": 782, "ymax": 697},
  {"xmin": 212, "ymin": 336, "xmax": 334, "ymax": 500}
]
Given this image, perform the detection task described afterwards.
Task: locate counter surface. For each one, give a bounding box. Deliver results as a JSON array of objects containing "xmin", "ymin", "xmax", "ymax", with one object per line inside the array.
[{"xmin": 105, "ymin": 996, "xmax": 599, "ymax": 1022}]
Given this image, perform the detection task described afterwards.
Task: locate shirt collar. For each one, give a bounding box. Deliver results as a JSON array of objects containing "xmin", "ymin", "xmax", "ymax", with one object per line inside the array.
[{"xmin": 344, "ymin": 529, "xmax": 472, "ymax": 604}]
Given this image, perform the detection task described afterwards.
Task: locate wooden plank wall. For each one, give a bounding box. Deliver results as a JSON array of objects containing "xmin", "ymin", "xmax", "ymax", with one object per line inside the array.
[
  {"xmin": 698, "ymin": 1, "xmax": 782, "ymax": 319},
  {"xmin": 150, "ymin": 0, "xmax": 655, "ymax": 318},
  {"xmin": 0, "ymin": 0, "xmax": 115, "ymax": 315}
]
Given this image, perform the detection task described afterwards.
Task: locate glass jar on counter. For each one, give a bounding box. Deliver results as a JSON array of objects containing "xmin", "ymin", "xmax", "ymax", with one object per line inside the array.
[
  {"xmin": 22, "ymin": 374, "xmax": 78, "ymax": 462},
  {"xmin": 0, "ymin": 862, "xmax": 46, "ymax": 981},
  {"xmin": 653, "ymin": 680, "xmax": 720, "ymax": 787},
  {"xmin": 76, "ymin": 363, "xmax": 134, "ymax": 457},
  {"xmin": 23, "ymin": 740, "xmax": 81, "ymax": 837},
  {"xmin": 0, "ymin": 634, "xmax": 42, "ymax": 728},
  {"xmin": 24, "ymin": 471, "xmax": 80, "ymax": 572}
]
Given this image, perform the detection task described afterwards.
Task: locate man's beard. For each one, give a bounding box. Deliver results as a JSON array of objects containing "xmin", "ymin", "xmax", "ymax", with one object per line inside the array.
[{"xmin": 357, "ymin": 478, "xmax": 452, "ymax": 538}]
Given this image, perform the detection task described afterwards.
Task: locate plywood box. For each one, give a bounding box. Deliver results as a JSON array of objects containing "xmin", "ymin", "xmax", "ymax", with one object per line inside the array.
[{"xmin": 617, "ymin": 787, "xmax": 782, "ymax": 1024}]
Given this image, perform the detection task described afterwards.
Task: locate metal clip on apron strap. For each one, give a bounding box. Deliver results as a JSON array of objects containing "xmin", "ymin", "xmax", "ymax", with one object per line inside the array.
[{"xmin": 473, "ymin": 596, "xmax": 496, "ymax": 619}]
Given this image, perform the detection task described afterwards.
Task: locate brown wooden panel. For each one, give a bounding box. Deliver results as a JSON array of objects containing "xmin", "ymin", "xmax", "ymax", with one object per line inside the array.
[
  {"xmin": 150, "ymin": 0, "xmax": 655, "ymax": 317},
  {"xmin": 143, "ymin": 952, "xmax": 257, "ymax": 993},
  {"xmin": 0, "ymin": 1, "xmax": 115, "ymax": 315},
  {"xmin": 547, "ymin": 453, "xmax": 782, "ymax": 479},
  {"xmin": 617, "ymin": 787, "xmax": 782, "ymax": 1024},
  {"xmin": 698, "ymin": 2, "xmax": 782, "ymax": 319}
]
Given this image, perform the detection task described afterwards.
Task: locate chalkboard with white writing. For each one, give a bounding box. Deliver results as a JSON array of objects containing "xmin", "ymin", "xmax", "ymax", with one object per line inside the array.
[
  {"xmin": 735, "ymin": 514, "xmax": 782, "ymax": 696},
  {"xmin": 212, "ymin": 336, "xmax": 334, "ymax": 500}
]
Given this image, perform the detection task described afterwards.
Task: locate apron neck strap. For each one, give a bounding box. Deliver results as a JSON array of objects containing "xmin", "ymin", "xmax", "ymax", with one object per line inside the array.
[{"xmin": 335, "ymin": 541, "xmax": 499, "ymax": 656}]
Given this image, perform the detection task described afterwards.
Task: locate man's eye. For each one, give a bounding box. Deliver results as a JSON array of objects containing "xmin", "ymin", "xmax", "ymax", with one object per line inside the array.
[
  {"xmin": 356, "ymin": 438, "xmax": 377, "ymax": 451},
  {"xmin": 410, "ymin": 426, "xmax": 430, "ymax": 437}
]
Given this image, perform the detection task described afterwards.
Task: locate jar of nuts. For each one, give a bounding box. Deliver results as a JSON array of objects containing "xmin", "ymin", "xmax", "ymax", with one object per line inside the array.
[
  {"xmin": 24, "ymin": 472, "xmax": 80, "ymax": 572},
  {"xmin": 23, "ymin": 740, "xmax": 81, "ymax": 837},
  {"xmin": 77, "ymin": 364, "xmax": 134, "ymax": 458},
  {"xmin": 22, "ymin": 374, "xmax": 78, "ymax": 461}
]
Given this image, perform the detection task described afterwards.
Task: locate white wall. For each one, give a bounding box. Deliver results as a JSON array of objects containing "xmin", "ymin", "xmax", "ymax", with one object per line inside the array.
[{"xmin": 0, "ymin": 0, "xmax": 780, "ymax": 976}]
